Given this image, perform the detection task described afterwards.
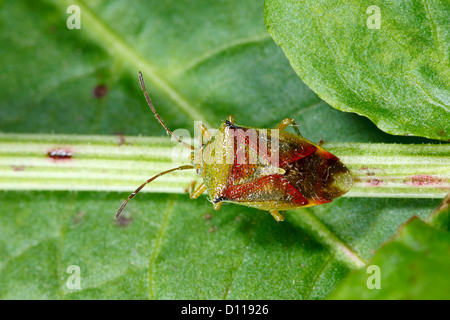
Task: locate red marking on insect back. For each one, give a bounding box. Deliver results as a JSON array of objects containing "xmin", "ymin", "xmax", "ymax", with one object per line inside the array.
[
  {"xmin": 224, "ymin": 174, "xmax": 308, "ymax": 206},
  {"xmin": 233, "ymin": 127, "xmax": 276, "ymax": 166},
  {"xmin": 47, "ymin": 148, "xmax": 73, "ymax": 160},
  {"xmin": 225, "ymin": 129, "xmax": 339, "ymax": 207},
  {"xmin": 409, "ymin": 175, "xmax": 442, "ymax": 186},
  {"xmin": 279, "ymin": 144, "xmax": 316, "ymax": 167}
]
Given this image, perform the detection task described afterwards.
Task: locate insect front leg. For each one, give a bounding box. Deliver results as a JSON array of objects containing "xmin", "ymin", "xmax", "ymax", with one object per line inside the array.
[
  {"xmin": 188, "ymin": 181, "xmax": 207, "ymax": 199},
  {"xmin": 317, "ymin": 139, "xmax": 325, "ymax": 146},
  {"xmin": 227, "ymin": 114, "xmax": 235, "ymax": 124},
  {"xmin": 275, "ymin": 118, "xmax": 302, "ymax": 137},
  {"xmin": 269, "ymin": 210, "xmax": 286, "ymax": 222},
  {"xmin": 196, "ymin": 122, "xmax": 213, "ymax": 146},
  {"xmin": 200, "ymin": 124, "xmax": 212, "ymax": 141}
]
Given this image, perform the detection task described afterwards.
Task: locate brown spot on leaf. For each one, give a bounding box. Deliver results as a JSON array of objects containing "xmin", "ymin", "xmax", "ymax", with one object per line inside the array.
[
  {"xmin": 72, "ymin": 211, "xmax": 85, "ymax": 225},
  {"xmin": 204, "ymin": 213, "xmax": 212, "ymax": 220},
  {"xmin": 93, "ymin": 84, "xmax": 108, "ymax": 98},
  {"xmin": 116, "ymin": 215, "xmax": 133, "ymax": 227},
  {"xmin": 117, "ymin": 135, "xmax": 126, "ymax": 146},
  {"xmin": 409, "ymin": 175, "xmax": 443, "ymax": 186},
  {"xmin": 368, "ymin": 178, "xmax": 383, "ymax": 186},
  {"xmin": 47, "ymin": 148, "xmax": 73, "ymax": 160},
  {"xmin": 112, "ymin": 132, "xmax": 132, "ymax": 146}
]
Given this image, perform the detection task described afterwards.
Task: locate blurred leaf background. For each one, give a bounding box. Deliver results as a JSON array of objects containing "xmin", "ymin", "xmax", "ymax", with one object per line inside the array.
[
  {"xmin": 265, "ymin": 0, "xmax": 450, "ymax": 141},
  {"xmin": 0, "ymin": 0, "xmax": 448, "ymax": 299}
]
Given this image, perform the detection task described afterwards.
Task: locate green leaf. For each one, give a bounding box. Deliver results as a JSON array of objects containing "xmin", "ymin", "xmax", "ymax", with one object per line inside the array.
[
  {"xmin": 426, "ymin": 193, "xmax": 450, "ymax": 231},
  {"xmin": 264, "ymin": 0, "xmax": 450, "ymax": 141},
  {"xmin": 0, "ymin": 192, "xmax": 441, "ymax": 299},
  {"xmin": 0, "ymin": 0, "xmax": 447, "ymax": 299},
  {"xmin": 329, "ymin": 217, "xmax": 450, "ymax": 299}
]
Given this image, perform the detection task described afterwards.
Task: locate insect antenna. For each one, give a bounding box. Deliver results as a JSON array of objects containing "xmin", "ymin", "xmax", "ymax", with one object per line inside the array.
[
  {"xmin": 115, "ymin": 164, "xmax": 195, "ymax": 219},
  {"xmin": 139, "ymin": 71, "xmax": 195, "ymax": 151}
]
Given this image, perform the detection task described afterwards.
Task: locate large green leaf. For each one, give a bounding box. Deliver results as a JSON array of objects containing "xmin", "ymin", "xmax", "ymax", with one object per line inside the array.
[
  {"xmin": 0, "ymin": 192, "xmax": 441, "ymax": 299},
  {"xmin": 0, "ymin": 0, "xmax": 446, "ymax": 299},
  {"xmin": 329, "ymin": 216, "xmax": 450, "ymax": 299},
  {"xmin": 264, "ymin": 0, "xmax": 450, "ymax": 141}
]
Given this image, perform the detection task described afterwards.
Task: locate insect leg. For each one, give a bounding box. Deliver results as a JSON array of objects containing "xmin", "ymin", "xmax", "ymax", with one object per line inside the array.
[
  {"xmin": 213, "ymin": 202, "xmax": 222, "ymax": 211},
  {"xmin": 317, "ymin": 138, "xmax": 325, "ymax": 146},
  {"xmin": 198, "ymin": 123, "xmax": 212, "ymax": 142},
  {"xmin": 275, "ymin": 118, "xmax": 302, "ymax": 137},
  {"xmin": 269, "ymin": 210, "xmax": 286, "ymax": 222},
  {"xmin": 189, "ymin": 182, "xmax": 207, "ymax": 199}
]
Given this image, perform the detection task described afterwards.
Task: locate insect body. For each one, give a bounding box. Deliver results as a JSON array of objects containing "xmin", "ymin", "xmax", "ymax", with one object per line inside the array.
[{"xmin": 115, "ymin": 72, "xmax": 353, "ymax": 222}]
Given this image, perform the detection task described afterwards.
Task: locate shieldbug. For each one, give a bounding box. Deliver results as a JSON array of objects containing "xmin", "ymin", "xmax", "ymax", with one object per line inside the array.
[{"xmin": 115, "ymin": 72, "xmax": 353, "ymax": 222}]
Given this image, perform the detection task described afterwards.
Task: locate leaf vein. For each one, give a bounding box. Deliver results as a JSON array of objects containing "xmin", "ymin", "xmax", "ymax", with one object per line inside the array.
[
  {"xmin": 48, "ymin": 0, "xmax": 212, "ymax": 128},
  {"xmin": 175, "ymin": 33, "xmax": 272, "ymax": 75},
  {"xmin": 148, "ymin": 199, "xmax": 174, "ymax": 299},
  {"xmin": 301, "ymin": 210, "xmax": 366, "ymax": 269}
]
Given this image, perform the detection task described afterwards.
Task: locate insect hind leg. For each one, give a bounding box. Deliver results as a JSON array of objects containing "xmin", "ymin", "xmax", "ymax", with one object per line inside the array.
[
  {"xmin": 269, "ymin": 210, "xmax": 286, "ymax": 222},
  {"xmin": 275, "ymin": 118, "xmax": 302, "ymax": 137}
]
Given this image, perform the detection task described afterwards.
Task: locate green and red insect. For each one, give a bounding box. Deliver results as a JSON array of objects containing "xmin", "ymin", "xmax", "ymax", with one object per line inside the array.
[{"xmin": 115, "ymin": 72, "xmax": 353, "ymax": 222}]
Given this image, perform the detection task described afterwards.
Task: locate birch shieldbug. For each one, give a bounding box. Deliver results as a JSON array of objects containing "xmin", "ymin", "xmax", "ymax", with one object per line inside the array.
[{"xmin": 115, "ymin": 72, "xmax": 353, "ymax": 222}]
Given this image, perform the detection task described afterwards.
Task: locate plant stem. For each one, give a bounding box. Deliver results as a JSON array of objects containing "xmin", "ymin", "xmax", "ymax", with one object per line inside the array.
[{"xmin": 0, "ymin": 133, "xmax": 448, "ymax": 198}]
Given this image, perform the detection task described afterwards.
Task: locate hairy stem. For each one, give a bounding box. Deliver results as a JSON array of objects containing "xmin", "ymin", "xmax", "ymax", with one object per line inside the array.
[{"xmin": 0, "ymin": 133, "xmax": 448, "ymax": 198}]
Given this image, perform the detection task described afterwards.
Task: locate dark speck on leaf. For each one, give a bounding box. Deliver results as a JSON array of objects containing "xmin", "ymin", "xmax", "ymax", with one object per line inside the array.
[
  {"xmin": 72, "ymin": 211, "xmax": 85, "ymax": 225},
  {"xmin": 116, "ymin": 215, "xmax": 133, "ymax": 227},
  {"xmin": 204, "ymin": 213, "xmax": 212, "ymax": 220},
  {"xmin": 47, "ymin": 148, "xmax": 73, "ymax": 160},
  {"xmin": 11, "ymin": 165, "xmax": 26, "ymax": 171},
  {"xmin": 93, "ymin": 84, "xmax": 108, "ymax": 98}
]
